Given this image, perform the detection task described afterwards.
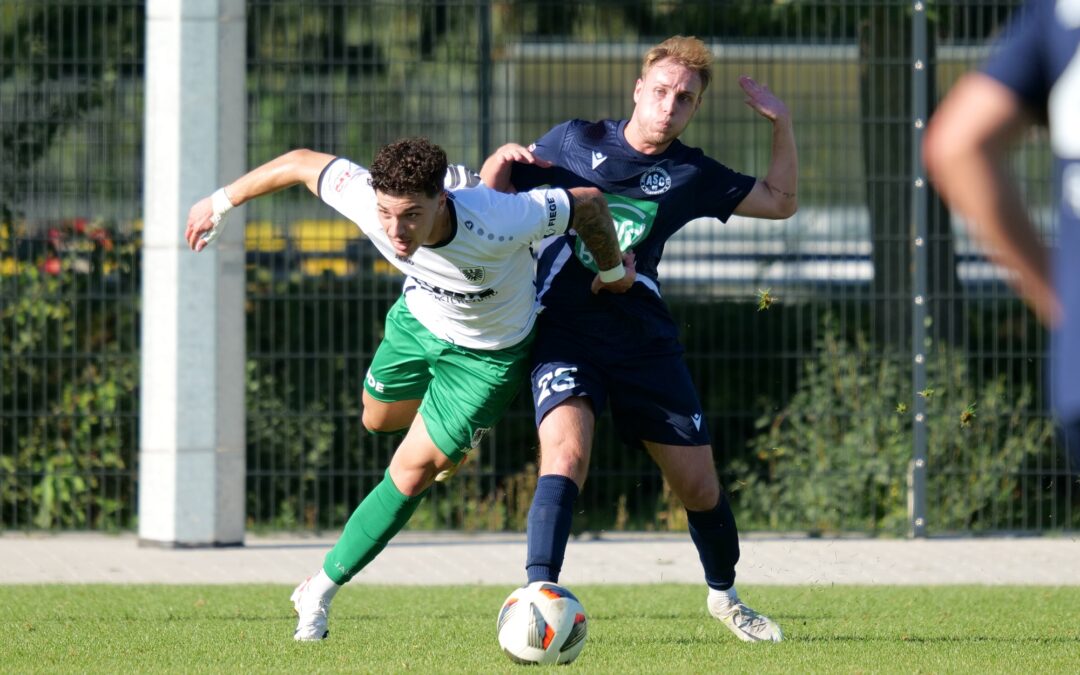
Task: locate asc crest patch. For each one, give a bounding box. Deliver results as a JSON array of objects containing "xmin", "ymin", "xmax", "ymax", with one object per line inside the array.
[
  {"xmin": 640, "ymin": 166, "xmax": 672, "ymax": 195},
  {"xmin": 460, "ymin": 266, "xmax": 486, "ymax": 283}
]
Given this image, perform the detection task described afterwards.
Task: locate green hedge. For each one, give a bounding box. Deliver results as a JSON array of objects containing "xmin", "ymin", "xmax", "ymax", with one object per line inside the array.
[{"xmin": 4, "ymin": 238, "xmax": 1074, "ymax": 533}]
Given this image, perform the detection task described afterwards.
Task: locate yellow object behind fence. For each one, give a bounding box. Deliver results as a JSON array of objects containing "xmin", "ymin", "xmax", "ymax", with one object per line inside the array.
[{"xmin": 289, "ymin": 219, "xmax": 359, "ymax": 253}]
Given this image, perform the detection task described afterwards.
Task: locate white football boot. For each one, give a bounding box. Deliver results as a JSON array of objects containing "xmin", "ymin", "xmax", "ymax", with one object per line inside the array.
[
  {"xmin": 707, "ymin": 588, "xmax": 783, "ymax": 642},
  {"xmin": 291, "ymin": 577, "xmax": 331, "ymax": 641}
]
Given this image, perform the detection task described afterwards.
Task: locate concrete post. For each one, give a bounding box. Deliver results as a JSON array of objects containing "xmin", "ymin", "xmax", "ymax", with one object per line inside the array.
[{"xmin": 139, "ymin": 0, "xmax": 246, "ymax": 546}]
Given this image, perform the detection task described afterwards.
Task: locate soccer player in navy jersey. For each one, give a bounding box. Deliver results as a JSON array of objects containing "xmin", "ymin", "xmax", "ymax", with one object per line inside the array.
[
  {"xmin": 924, "ymin": 0, "xmax": 1080, "ymax": 473},
  {"xmin": 481, "ymin": 35, "xmax": 797, "ymax": 642}
]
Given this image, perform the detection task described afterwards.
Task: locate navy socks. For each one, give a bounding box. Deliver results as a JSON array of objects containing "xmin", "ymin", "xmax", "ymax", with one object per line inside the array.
[
  {"xmin": 525, "ymin": 474, "xmax": 579, "ymax": 584},
  {"xmin": 686, "ymin": 493, "xmax": 741, "ymax": 591}
]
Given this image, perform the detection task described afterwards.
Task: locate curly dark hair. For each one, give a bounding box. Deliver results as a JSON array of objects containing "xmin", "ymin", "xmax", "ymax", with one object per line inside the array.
[{"xmin": 369, "ymin": 137, "xmax": 447, "ymax": 198}]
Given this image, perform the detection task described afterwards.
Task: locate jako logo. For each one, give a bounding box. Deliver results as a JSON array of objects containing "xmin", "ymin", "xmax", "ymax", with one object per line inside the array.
[{"xmin": 640, "ymin": 166, "xmax": 672, "ymax": 195}]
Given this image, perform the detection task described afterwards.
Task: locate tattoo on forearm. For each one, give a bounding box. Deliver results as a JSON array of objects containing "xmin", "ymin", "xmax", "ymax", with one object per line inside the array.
[
  {"xmin": 764, "ymin": 180, "xmax": 797, "ymax": 200},
  {"xmin": 575, "ymin": 206, "xmax": 622, "ymax": 270}
]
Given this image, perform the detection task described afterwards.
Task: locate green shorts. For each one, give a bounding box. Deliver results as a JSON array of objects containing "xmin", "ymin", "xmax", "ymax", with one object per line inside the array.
[{"xmin": 364, "ymin": 297, "xmax": 534, "ymax": 462}]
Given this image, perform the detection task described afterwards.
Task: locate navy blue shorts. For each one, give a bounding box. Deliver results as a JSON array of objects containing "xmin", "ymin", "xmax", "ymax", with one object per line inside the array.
[{"xmin": 530, "ymin": 319, "xmax": 710, "ymax": 447}]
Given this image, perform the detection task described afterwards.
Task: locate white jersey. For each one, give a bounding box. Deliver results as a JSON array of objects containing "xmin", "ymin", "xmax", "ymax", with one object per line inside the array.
[{"xmin": 318, "ymin": 157, "xmax": 573, "ymax": 350}]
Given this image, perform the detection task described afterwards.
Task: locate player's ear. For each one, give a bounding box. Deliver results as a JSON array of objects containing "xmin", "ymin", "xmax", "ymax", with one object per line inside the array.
[{"xmin": 633, "ymin": 78, "xmax": 644, "ymax": 104}]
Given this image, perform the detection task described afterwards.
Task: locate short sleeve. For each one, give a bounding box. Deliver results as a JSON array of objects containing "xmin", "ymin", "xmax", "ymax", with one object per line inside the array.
[
  {"xmin": 981, "ymin": 0, "xmax": 1052, "ymax": 109},
  {"xmin": 699, "ymin": 159, "xmax": 757, "ymax": 223},
  {"xmin": 317, "ymin": 158, "xmax": 378, "ymax": 235},
  {"xmin": 464, "ymin": 185, "xmax": 574, "ymax": 245},
  {"xmin": 510, "ymin": 122, "xmax": 573, "ymax": 191}
]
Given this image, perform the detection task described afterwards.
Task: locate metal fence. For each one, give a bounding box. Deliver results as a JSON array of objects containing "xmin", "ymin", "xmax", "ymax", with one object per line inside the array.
[{"xmin": 3, "ymin": 0, "xmax": 1075, "ymax": 535}]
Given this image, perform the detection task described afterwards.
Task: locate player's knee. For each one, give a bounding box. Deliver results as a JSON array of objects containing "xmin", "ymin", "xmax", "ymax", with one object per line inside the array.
[
  {"xmin": 679, "ymin": 479, "xmax": 720, "ymax": 512},
  {"xmin": 543, "ymin": 455, "xmax": 585, "ymax": 480}
]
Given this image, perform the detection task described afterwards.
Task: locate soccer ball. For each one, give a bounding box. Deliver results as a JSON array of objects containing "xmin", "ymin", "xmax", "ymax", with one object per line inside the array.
[{"xmin": 496, "ymin": 581, "xmax": 588, "ymax": 665}]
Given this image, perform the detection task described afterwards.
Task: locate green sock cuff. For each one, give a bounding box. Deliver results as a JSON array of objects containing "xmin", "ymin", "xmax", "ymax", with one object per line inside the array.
[{"xmin": 323, "ymin": 470, "xmax": 429, "ymax": 584}]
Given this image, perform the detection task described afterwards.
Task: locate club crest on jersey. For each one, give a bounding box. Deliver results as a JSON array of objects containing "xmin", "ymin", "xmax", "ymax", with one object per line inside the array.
[
  {"xmin": 640, "ymin": 166, "xmax": 672, "ymax": 195},
  {"xmin": 460, "ymin": 266, "xmax": 486, "ymax": 283}
]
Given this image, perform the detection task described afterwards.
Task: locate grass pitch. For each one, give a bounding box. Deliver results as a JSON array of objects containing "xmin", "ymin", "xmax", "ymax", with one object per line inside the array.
[{"xmin": 3, "ymin": 584, "xmax": 1078, "ymax": 673}]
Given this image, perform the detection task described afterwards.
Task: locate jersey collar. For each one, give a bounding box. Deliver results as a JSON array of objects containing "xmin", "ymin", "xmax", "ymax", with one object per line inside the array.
[
  {"xmin": 616, "ymin": 118, "xmax": 685, "ymax": 160},
  {"xmin": 425, "ymin": 197, "xmax": 458, "ymax": 249}
]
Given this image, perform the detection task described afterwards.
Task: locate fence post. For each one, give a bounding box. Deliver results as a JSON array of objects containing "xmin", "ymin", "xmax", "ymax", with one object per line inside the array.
[
  {"xmin": 479, "ymin": 0, "xmax": 493, "ymax": 160},
  {"xmin": 909, "ymin": 0, "xmax": 930, "ymax": 538},
  {"xmin": 139, "ymin": 0, "xmax": 247, "ymax": 546}
]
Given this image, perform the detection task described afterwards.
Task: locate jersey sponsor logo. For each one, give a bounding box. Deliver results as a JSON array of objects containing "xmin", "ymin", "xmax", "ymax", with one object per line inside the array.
[
  {"xmin": 365, "ymin": 370, "xmax": 385, "ymax": 394},
  {"xmin": 460, "ymin": 266, "xmax": 486, "ymax": 283},
  {"xmin": 535, "ymin": 366, "xmax": 578, "ymax": 406},
  {"xmin": 574, "ymin": 194, "xmax": 659, "ymax": 271},
  {"xmin": 640, "ymin": 166, "xmax": 672, "ymax": 195},
  {"xmin": 591, "ymin": 151, "xmax": 608, "ymax": 170},
  {"xmin": 545, "ymin": 194, "xmax": 560, "ymax": 234},
  {"xmin": 411, "ymin": 276, "xmax": 496, "ymax": 304}
]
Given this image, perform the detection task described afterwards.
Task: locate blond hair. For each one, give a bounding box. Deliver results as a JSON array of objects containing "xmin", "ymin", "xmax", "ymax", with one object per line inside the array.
[{"xmin": 641, "ymin": 35, "xmax": 712, "ymax": 94}]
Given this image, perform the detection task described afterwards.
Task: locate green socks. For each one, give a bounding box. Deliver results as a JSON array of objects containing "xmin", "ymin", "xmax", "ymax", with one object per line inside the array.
[{"xmin": 323, "ymin": 470, "xmax": 428, "ymax": 584}]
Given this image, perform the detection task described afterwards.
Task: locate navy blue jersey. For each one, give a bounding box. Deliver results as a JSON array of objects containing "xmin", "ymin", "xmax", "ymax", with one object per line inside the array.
[
  {"xmin": 511, "ymin": 119, "xmax": 755, "ymax": 340},
  {"xmin": 982, "ymin": 0, "xmax": 1080, "ymax": 422}
]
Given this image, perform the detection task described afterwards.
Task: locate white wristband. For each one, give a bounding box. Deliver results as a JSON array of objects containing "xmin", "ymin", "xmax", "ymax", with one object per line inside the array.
[
  {"xmin": 201, "ymin": 187, "xmax": 235, "ymax": 245},
  {"xmin": 211, "ymin": 187, "xmax": 235, "ymax": 221},
  {"xmin": 597, "ymin": 262, "xmax": 626, "ymax": 283}
]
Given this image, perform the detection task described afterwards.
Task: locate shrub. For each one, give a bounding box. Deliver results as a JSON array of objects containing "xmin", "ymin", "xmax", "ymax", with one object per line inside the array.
[
  {"xmin": 731, "ymin": 317, "xmax": 1059, "ymax": 534},
  {"xmin": 0, "ymin": 220, "xmax": 139, "ymax": 529}
]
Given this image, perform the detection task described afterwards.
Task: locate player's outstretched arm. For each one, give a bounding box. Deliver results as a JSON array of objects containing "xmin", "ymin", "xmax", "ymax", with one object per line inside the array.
[
  {"xmin": 185, "ymin": 148, "xmax": 335, "ymax": 252},
  {"xmin": 923, "ymin": 72, "xmax": 1060, "ymax": 326},
  {"xmin": 733, "ymin": 76, "xmax": 798, "ymax": 220},
  {"xmin": 479, "ymin": 143, "xmax": 552, "ymax": 193},
  {"xmin": 567, "ymin": 186, "xmax": 635, "ymax": 294}
]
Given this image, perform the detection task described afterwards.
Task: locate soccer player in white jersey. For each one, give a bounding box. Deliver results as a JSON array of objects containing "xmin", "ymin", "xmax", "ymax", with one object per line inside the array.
[{"xmin": 184, "ymin": 137, "xmax": 632, "ymax": 641}]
